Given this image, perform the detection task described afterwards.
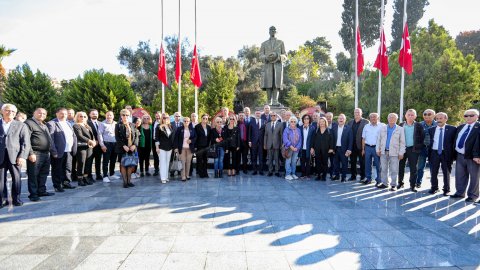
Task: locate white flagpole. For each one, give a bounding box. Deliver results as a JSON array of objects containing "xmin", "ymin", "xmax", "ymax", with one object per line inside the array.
[
  {"xmin": 377, "ymin": 0, "xmax": 385, "ymax": 117},
  {"xmin": 177, "ymin": 0, "xmax": 182, "ymax": 115},
  {"xmin": 194, "ymin": 0, "xmax": 198, "ymax": 116},
  {"xmin": 354, "ymin": 0, "xmax": 359, "ymax": 109},
  {"xmin": 399, "ymin": 0, "xmax": 408, "ymax": 123},
  {"xmin": 161, "ymin": 0, "xmax": 165, "ymax": 114}
]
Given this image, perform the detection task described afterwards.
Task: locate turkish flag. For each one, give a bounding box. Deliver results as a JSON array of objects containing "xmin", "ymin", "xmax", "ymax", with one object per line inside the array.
[
  {"xmin": 398, "ymin": 23, "xmax": 413, "ymax": 75},
  {"xmin": 373, "ymin": 29, "xmax": 389, "ymax": 77},
  {"xmin": 157, "ymin": 44, "xmax": 168, "ymax": 86},
  {"xmin": 190, "ymin": 45, "xmax": 202, "ymax": 88},
  {"xmin": 175, "ymin": 40, "xmax": 182, "ymax": 83},
  {"xmin": 356, "ymin": 26, "xmax": 364, "ymax": 76}
]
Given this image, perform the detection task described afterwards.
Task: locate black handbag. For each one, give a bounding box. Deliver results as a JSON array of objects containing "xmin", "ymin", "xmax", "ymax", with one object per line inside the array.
[
  {"xmin": 121, "ymin": 152, "xmax": 139, "ymax": 167},
  {"xmin": 207, "ymin": 145, "xmax": 218, "ymax": 158}
]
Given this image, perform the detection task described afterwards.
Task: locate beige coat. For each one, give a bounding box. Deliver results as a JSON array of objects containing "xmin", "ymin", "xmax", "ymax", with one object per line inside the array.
[{"xmin": 376, "ymin": 124, "xmax": 406, "ymax": 156}]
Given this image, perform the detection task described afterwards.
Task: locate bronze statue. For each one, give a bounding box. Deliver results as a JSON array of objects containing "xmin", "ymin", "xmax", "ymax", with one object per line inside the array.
[{"xmin": 260, "ymin": 26, "xmax": 287, "ymax": 106}]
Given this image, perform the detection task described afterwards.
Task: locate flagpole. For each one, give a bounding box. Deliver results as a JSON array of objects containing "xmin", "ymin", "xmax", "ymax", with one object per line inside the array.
[
  {"xmin": 354, "ymin": 0, "xmax": 359, "ymax": 108},
  {"xmin": 177, "ymin": 0, "xmax": 182, "ymax": 115},
  {"xmin": 194, "ymin": 0, "xmax": 198, "ymax": 116},
  {"xmin": 161, "ymin": 0, "xmax": 165, "ymax": 114},
  {"xmin": 377, "ymin": 0, "xmax": 385, "ymax": 117},
  {"xmin": 399, "ymin": 0, "xmax": 408, "ymax": 123}
]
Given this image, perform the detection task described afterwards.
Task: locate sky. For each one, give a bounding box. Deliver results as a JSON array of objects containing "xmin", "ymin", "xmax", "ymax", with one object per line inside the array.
[{"xmin": 1, "ymin": 0, "xmax": 479, "ymax": 80}]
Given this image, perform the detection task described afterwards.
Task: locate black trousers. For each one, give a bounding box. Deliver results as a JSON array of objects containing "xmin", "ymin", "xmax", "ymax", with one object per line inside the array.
[
  {"xmin": 51, "ymin": 154, "xmax": 69, "ymax": 189},
  {"xmin": 138, "ymin": 146, "xmax": 151, "ymax": 173},
  {"xmin": 350, "ymin": 147, "xmax": 365, "ymax": 179},
  {"xmin": 27, "ymin": 151, "xmax": 50, "ymax": 197},
  {"xmin": 315, "ymin": 152, "xmax": 329, "ymax": 177},
  {"xmin": 224, "ymin": 147, "xmax": 238, "ymax": 170},
  {"xmin": 89, "ymin": 145, "xmax": 102, "ymax": 178},
  {"xmin": 102, "ymin": 142, "xmax": 117, "ymax": 177},
  {"xmin": 251, "ymin": 144, "xmax": 263, "ymax": 172},
  {"xmin": 430, "ymin": 151, "xmax": 452, "ymax": 192},
  {"xmin": 238, "ymin": 140, "xmax": 249, "ymax": 172},
  {"xmin": 152, "ymin": 144, "xmax": 159, "ymax": 173},
  {"xmin": 196, "ymin": 146, "xmax": 209, "ymax": 177},
  {"xmin": 0, "ymin": 151, "xmax": 22, "ymax": 203},
  {"xmin": 399, "ymin": 146, "xmax": 419, "ymax": 187},
  {"xmin": 76, "ymin": 147, "xmax": 93, "ymax": 178},
  {"xmin": 300, "ymin": 149, "xmax": 312, "ymax": 177}
]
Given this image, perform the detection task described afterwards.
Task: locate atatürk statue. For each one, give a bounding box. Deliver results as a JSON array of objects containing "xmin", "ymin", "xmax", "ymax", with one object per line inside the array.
[{"xmin": 259, "ymin": 26, "xmax": 287, "ymax": 106}]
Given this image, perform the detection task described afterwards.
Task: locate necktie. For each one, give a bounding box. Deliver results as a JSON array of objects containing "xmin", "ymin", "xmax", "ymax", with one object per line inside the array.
[
  {"xmin": 437, "ymin": 128, "xmax": 443, "ymax": 155},
  {"xmin": 257, "ymin": 120, "xmax": 260, "ymax": 129},
  {"xmin": 457, "ymin": 125, "xmax": 471, "ymax": 149},
  {"xmin": 271, "ymin": 123, "xmax": 274, "ymax": 132},
  {"xmin": 94, "ymin": 121, "xmax": 98, "ymax": 131}
]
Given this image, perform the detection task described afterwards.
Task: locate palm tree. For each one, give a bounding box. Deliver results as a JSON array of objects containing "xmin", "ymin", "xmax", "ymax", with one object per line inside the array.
[{"xmin": 0, "ymin": 45, "xmax": 16, "ymax": 78}]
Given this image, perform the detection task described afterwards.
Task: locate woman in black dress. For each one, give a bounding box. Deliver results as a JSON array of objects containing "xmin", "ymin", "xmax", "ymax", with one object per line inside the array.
[
  {"xmin": 137, "ymin": 115, "xmax": 153, "ymax": 177},
  {"xmin": 72, "ymin": 111, "xmax": 97, "ymax": 186},
  {"xmin": 224, "ymin": 115, "xmax": 240, "ymax": 176},
  {"xmin": 194, "ymin": 114, "xmax": 211, "ymax": 178},
  {"xmin": 116, "ymin": 109, "xmax": 139, "ymax": 188},
  {"xmin": 310, "ymin": 117, "xmax": 334, "ymax": 181}
]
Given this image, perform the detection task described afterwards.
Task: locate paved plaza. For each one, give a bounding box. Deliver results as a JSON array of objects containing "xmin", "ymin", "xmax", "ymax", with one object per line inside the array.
[{"xmin": 0, "ymin": 169, "xmax": 480, "ymax": 270}]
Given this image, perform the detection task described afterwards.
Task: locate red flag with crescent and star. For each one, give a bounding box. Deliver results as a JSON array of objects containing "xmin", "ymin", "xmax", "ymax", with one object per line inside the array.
[
  {"xmin": 398, "ymin": 23, "xmax": 413, "ymax": 75},
  {"xmin": 373, "ymin": 29, "xmax": 389, "ymax": 77},
  {"xmin": 190, "ymin": 45, "xmax": 202, "ymax": 88}
]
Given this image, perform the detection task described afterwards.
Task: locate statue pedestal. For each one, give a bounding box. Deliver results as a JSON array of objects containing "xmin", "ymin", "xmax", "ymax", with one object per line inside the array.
[{"xmin": 256, "ymin": 104, "xmax": 289, "ymax": 116}]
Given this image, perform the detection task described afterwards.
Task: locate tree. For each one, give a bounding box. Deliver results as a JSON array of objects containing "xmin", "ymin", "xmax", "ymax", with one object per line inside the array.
[
  {"xmin": 63, "ymin": 69, "xmax": 139, "ymax": 118},
  {"xmin": 203, "ymin": 60, "xmax": 238, "ymax": 117},
  {"xmin": 360, "ymin": 20, "xmax": 480, "ymax": 123},
  {"xmin": 336, "ymin": 52, "xmax": 352, "ymax": 78},
  {"xmin": 117, "ymin": 37, "xmax": 194, "ymax": 105},
  {"xmin": 304, "ymin": 37, "xmax": 334, "ymax": 67},
  {"xmin": 284, "ymin": 86, "xmax": 316, "ymax": 112},
  {"xmin": 0, "ymin": 45, "xmax": 16, "ymax": 96},
  {"xmin": 327, "ymin": 81, "xmax": 355, "ymax": 117},
  {"xmin": 235, "ymin": 45, "xmax": 264, "ymax": 107},
  {"xmin": 3, "ymin": 64, "xmax": 61, "ymax": 117},
  {"xmin": 286, "ymin": 46, "xmax": 320, "ymax": 85},
  {"xmin": 339, "ymin": 0, "xmax": 387, "ymax": 55},
  {"xmin": 456, "ymin": 30, "xmax": 480, "ymax": 62},
  {"xmin": 390, "ymin": 0, "xmax": 429, "ymax": 51}
]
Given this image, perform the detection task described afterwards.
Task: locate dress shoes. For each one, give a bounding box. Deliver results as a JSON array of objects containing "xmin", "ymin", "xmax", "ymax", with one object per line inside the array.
[
  {"xmin": 13, "ymin": 200, "xmax": 24, "ymax": 206},
  {"xmin": 428, "ymin": 189, "xmax": 439, "ymax": 194},
  {"xmin": 267, "ymin": 172, "xmax": 273, "ymax": 177},
  {"xmin": 96, "ymin": 176, "xmax": 103, "ymax": 181},
  {"xmin": 377, "ymin": 183, "xmax": 388, "ymax": 189},
  {"xmin": 275, "ymin": 173, "xmax": 280, "ymax": 177},
  {"xmin": 465, "ymin": 197, "xmax": 475, "ymax": 202},
  {"xmin": 361, "ymin": 179, "xmax": 372, "ymax": 185},
  {"xmin": 62, "ymin": 182, "xmax": 76, "ymax": 189},
  {"xmin": 153, "ymin": 171, "xmax": 159, "ymax": 176},
  {"xmin": 415, "ymin": 183, "xmax": 422, "ymax": 188},
  {"xmin": 252, "ymin": 171, "xmax": 258, "ymax": 175},
  {"xmin": 389, "ymin": 187, "xmax": 397, "ymax": 191},
  {"xmin": 55, "ymin": 187, "xmax": 65, "ymax": 192},
  {"xmin": 123, "ymin": 184, "xmax": 129, "ymax": 188},
  {"xmin": 259, "ymin": 171, "xmax": 264, "ymax": 175},
  {"xmin": 29, "ymin": 196, "xmax": 41, "ymax": 202},
  {"xmin": 443, "ymin": 191, "xmax": 450, "ymax": 196},
  {"xmin": 450, "ymin": 194, "xmax": 465, "ymax": 199},
  {"xmin": 348, "ymin": 177, "xmax": 356, "ymax": 181},
  {"xmin": 397, "ymin": 183, "xmax": 405, "ymax": 189},
  {"xmin": 410, "ymin": 187, "xmax": 418, "ymax": 192},
  {"xmin": 146, "ymin": 172, "xmax": 151, "ymax": 176},
  {"xmin": 127, "ymin": 183, "xmax": 135, "ymax": 187},
  {"xmin": 341, "ymin": 177, "xmax": 346, "ymax": 182},
  {"xmin": 38, "ymin": 192, "xmax": 55, "ymax": 197},
  {"xmin": 331, "ymin": 175, "xmax": 339, "ymax": 181}
]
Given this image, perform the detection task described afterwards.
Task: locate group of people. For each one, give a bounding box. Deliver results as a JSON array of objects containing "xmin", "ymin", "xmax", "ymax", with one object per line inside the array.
[{"xmin": 1, "ymin": 102, "xmax": 480, "ymax": 208}]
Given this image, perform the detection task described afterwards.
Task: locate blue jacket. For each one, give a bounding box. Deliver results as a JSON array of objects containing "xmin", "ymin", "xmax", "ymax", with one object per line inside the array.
[
  {"xmin": 248, "ymin": 118, "xmax": 265, "ymax": 147},
  {"xmin": 332, "ymin": 125, "xmax": 353, "ymax": 155},
  {"xmin": 282, "ymin": 126, "xmax": 302, "ymax": 152}
]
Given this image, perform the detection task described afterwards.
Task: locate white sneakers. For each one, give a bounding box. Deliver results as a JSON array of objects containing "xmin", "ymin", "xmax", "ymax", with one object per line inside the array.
[
  {"xmin": 161, "ymin": 180, "xmax": 167, "ymax": 184},
  {"xmin": 285, "ymin": 175, "xmax": 293, "ymax": 180},
  {"xmin": 291, "ymin": 174, "xmax": 299, "ymax": 180},
  {"xmin": 110, "ymin": 175, "xmax": 120, "ymax": 180},
  {"xmin": 103, "ymin": 177, "xmax": 111, "ymax": 183},
  {"xmin": 131, "ymin": 173, "xmax": 139, "ymax": 179}
]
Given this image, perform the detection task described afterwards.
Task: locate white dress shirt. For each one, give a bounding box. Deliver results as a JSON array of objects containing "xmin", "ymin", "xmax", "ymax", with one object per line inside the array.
[
  {"xmin": 362, "ymin": 123, "xmax": 384, "ymax": 146},
  {"xmin": 59, "ymin": 120, "xmax": 74, "ymax": 152},
  {"xmin": 2, "ymin": 119, "xmax": 13, "ymax": 134},
  {"xmin": 336, "ymin": 125, "xmax": 344, "ymax": 147},
  {"xmin": 432, "ymin": 126, "xmax": 443, "ymax": 151},
  {"xmin": 302, "ymin": 126, "xmax": 309, "ymax": 150}
]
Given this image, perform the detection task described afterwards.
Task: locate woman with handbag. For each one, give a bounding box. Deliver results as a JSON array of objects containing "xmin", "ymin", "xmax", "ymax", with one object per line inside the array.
[
  {"xmin": 195, "ymin": 114, "xmax": 211, "ymax": 178},
  {"xmin": 173, "ymin": 117, "xmax": 197, "ymax": 181},
  {"xmin": 282, "ymin": 116, "xmax": 302, "ymax": 180},
  {"xmin": 310, "ymin": 117, "xmax": 334, "ymax": 181},
  {"xmin": 115, "ymin": 109, "xmax": 139, "ymax": 188},
  {"xmin": 211, "ymin": 116, "xmax": 227, "ymax": 178},
  {"xmin": 72, "ymin": 111, "xmax": 97, "ymax": 186},
  {"xmin": 138, "ymin": 115, "xmax": 153, "ymax": 177},
  {"xmin": 224, "ymin": 115, "xmax": 240, "ymax": 176},
  {"xmin": 155, "ymin": 113, "xmax": 174, "ymax": 184}
]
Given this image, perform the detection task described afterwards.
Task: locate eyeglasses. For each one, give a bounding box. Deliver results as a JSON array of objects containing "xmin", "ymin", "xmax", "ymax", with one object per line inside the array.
[
  {"xmin": 175, "ymin": 115, "xmax": 180, "ymax": 118},
  {"xmin": 216, "ymin": 121, "xmax": 222, "ymax": 123},
  {"xmin": 163, "ymin": 117, "xmax": 169, "ymax": 119},
  {"xmin": 78, "ymin": 115, "xmax": 86, "ymax": 118},
  {"xmin": 229, "ymin": 118, "xmax": 235, "ymax": 120},
  {"xmin": 121, "ymin": 114, "xmax": 129, "ymax": 117},
  {"xmin": 271, "ymin": 115, "xmax": 276, "ymax": 117},
  {"xmin": 423, "ymin": 113, "xmax": 432, "ymax": 116},
  {"xmin": 4, "ymin": 109, "xmax": 16, "ymax": 113},
  {"xmin": 184, "ymin": 121, "xmax": 190, "ymax": 123},
  {"xmin": 202, "ymin": 117, "xmax": 208, "ymax": 120},
  {"xmin": 464, "ymin": 114, "xmax": 476, "ymax": 118}
]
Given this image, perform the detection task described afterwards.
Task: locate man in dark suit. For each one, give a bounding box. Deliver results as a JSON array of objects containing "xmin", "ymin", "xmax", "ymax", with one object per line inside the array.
[
  {"xmin": 428, "ymin": 112, "xmax": 456, "ymax": 195},
  {"xmin": 261, "ymin": 105, "xmax": 272, "ymax": 123},
  {"xmin": 332, "ymin": 114, "xmax": 354, "ymax": 182},
  {"xmin": 25, "ymin": 108, "xmax": 55, "ymax": 201},
  {"xmin": 398, "ymin": 109, "xmax": 425, "ymax": 192},
  {"xmin": 451, "ymin": 109, "xmax": 480, "ymax": 202},
  {"xmin": 347, "ymin": 108, "xmax": 369, "ymax": 181},
  {"xmin": 87, "ymin": 109, "xmax": 102, "ymax": 181},
  {"xmin": 0, "ymin": 104, "xmax": 30, "ymax": 207},
  {"xmin": 48, "ymin": 108, "xmax": 77, "ymax": 192},
  {"xmin": 237, "ymin": 112, "xmax": 249, "ymax": 174},
  {"xmin": 249, "ymin": 111, "xmax": 265, "ymax": 175},
  {"xmin": 264, "ymin": 112, "xmax": 283, "ymax": 176}
]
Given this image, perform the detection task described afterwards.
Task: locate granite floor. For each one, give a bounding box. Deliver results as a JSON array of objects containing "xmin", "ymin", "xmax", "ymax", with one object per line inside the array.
[{"xmin": 0, "ymin": 168, "xmax": 479, "ymax": 270}]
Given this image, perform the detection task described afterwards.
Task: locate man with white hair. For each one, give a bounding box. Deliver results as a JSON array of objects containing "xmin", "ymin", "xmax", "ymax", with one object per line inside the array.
[
  {"xmin": 451, "ymin": 109, "xmax": 480, "ymax": 202},
  {"xmin": 348, "ymin": 108, "xmax": 369, "ymax": 181},
  {"xmin": 361, "ymin": 113, "xmax": 383, "ymax": 185},
  {"xmin": 376, "ymin": 113, "xmax": 405, "ymax": 191},
  {"xmin": 0, "ymin": 104, "xmax": 30, "ymax": 207}
]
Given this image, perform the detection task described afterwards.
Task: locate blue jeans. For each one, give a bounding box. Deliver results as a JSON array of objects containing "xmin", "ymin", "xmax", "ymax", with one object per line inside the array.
[
  {"xmin": 214, "ymin": 147, "xmax": 225, "ymax": 170},
  {"xmin": 416, "ymin": 147, "xmax": 428, "ymax": 184},
  {"xmin": 285, "ymin": 151, "xmax": 299, "ymax": 176},
  {"xmin": 365, "ymin": 145, "xmax": 380, "ymax": 183}
]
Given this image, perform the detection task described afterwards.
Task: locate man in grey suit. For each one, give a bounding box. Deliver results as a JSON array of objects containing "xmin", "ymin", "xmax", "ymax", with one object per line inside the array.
[
  {"xmin": 264, "ymin": 112, "xmax": 283, "ymax": 176},
  {"xmin": 0, "ymin": 104, "xmax": 30, "ymax": 207}
]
